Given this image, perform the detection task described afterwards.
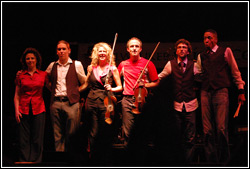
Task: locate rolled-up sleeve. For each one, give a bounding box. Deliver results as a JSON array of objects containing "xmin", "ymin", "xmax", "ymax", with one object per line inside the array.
[
  {"xmin": 75, "ymin": 61, "xmax": 86, "ymax": 85},
  {"xmin": 158, "ymin": 61, "xmax": 172, "ymax": 80},
  {"xmin": 224, "ymin": 47, "xmax": 245, "ymax": 89}
]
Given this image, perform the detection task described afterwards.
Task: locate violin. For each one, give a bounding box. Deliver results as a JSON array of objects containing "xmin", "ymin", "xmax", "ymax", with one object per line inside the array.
[
  {"xmin": 132, "ymin": 80, "xmax": 148, "ymax": 114},
  {"xmin": 104, "ymin": 33, "xmax": 118, "ymax": 125},
  {"xmin": 104, "ymin": 80, "xmax": 117, "ymax": 124},
  {"xmin": 131, "ymin": 42, "xmax": 160, "ymax": 114}
]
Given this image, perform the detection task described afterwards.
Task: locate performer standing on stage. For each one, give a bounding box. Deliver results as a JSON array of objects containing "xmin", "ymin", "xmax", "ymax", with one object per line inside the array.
[
  {"xmin": 197, "ymin": 29, "xmax": 246, "ymax": 165},
  {"xmin": 118, "ymin": 37, "xmax": 159, "ymax": 164},
  {"xmin": 46, "ymin": 40, "xmax": 86, "ymax": 152},
  {"xmin": 79, "ymin": 42, "xmax": 122, "ymax": 165},
  {"xmin": 14, "ymin": 47, "xmax": 49, "ymax": 163},
  {"xmin": 158, "ymin": 39, "xmax": 202, "ymax": 164}
]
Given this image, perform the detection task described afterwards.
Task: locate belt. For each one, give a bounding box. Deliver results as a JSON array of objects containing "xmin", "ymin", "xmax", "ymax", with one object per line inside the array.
[
  {"xmin": 124, "ymin": 95, "xmax": 135, "ymax": 99},
  {"xmin": 54, "ymin": 96, "xmax": 69, "ymax": 102},
  {"xmin": 124, "ymin": 95, "xmax": 134, "ymax": 98}
]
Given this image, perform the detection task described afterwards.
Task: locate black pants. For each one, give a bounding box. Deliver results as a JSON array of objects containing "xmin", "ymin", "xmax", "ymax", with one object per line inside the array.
[
  {"xmin": 18, "ymin": 109, "xmax": 45, "ymax": 162},
  {"xmin": 174, "ymin": 108, "xmax": 196, "ymax": 164},
  {"xmin": 85, "ymin": 97, "xmax": 114, "ymax": 165}
]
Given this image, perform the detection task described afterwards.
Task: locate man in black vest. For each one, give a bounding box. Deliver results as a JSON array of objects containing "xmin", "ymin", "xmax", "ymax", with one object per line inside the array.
[
  {"xmin": 46, "ymin": 40, "xmax": 86, "ymax": 152},
  {"xmin": 197, "ymin": 29, "xmax": 246, "ymax": 165},
  {"xmin": 158, "ymin": 39, "xmax": 202, "ymax": 164}
]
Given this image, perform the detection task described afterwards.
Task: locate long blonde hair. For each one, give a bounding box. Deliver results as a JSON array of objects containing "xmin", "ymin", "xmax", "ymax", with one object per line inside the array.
[{"xmin": 90, "ymin": 42, "xmax": 116, "ymax": 66}]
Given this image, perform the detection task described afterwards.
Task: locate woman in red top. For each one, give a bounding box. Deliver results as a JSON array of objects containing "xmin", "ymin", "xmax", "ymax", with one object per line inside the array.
[{"xmin": 14, "ymin": 47, "xmax": 49, "ymax": 163}]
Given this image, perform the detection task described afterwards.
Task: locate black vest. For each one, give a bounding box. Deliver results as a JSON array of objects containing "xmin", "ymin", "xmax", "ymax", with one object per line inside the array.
[
  {"xmin": 87, "ymin": 70, "xmax": 114, "ymax": 101},
  {"xmin": 171, "ymin": 59, "xmax": 196, "ymax": 103},
  {"xmin": 200, "ymin": 47, "xmax": 231, "ymax": 91},
  {"xmin": 50, "ymin": 61, "xmax": 80, "ymax": 104}
]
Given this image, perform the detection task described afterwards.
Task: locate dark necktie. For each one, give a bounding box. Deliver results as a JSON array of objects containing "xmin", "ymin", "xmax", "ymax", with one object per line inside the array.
[
  {"xmin": 179, "ymin": 62, "xmax": 185, "ymax": 73},
  {"xmin": 207, "ymin": 49, "xmax": 214, "ymax": 55}
]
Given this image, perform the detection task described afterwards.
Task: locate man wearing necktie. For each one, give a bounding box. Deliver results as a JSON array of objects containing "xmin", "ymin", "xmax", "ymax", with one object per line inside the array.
[
  {"xmin": 158, "ymin": 39, "xmax": 202, "ymax": 165},
  {"xmin": 179, "ymin": 61, "xmax": 185, "ymax": 73},
  {"xmin": 197, "ymin": 29, "xmax": 246, "ymax": 165}
]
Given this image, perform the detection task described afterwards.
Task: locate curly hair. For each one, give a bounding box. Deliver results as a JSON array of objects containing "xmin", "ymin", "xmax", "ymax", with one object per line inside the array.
[
  {"xmin": 20, "ymin": 47, "xmax": 42, "ymax": 70},
  {"xmin": 90, "ymin": 42, "xmax": 116, "ymax": 66},
  {"xmin": 174, "ymin": 38, "xmax": 192, "ymax": 55}
]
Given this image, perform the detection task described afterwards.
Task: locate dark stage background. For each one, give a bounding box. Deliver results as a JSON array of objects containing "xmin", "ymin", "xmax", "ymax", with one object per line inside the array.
[{"xmin": 1, "ymin": 1, "xmax": 248, "ymax": 166}]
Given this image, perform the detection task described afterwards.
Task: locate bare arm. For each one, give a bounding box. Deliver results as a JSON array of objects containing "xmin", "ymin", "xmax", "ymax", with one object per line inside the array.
[
  {"xmin": 145, "ymin": 79, "xmax": 160, "ymax": 89},
  {"xmin": 79, "ymin": 65, "xmax": 92, "ymax": 92},
  {"xmin": 105, "ymin": 67, "xmax": 123, "ymax": 92},
  {"xmin": 14, "ymin": 85, "xmax": 22, "ymax": 123}
]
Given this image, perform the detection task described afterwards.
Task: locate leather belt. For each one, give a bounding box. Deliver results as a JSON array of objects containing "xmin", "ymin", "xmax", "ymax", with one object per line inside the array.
[
  {"xmin": 124, "ymin": 95, "xmax": 134, "ymax": 98},
  {"xmin": 124, "ymin": 95, "xmax": 135, "ymax": 99},
  {"xmin": 54, "ymin": 96, "xmax": 69, "ymax": 102}
]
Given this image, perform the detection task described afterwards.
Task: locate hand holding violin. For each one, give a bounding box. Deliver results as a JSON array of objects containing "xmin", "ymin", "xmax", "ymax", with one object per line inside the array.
[
  {"xmin": 104, "ymin": 84, "xmax": 112, "ymax": 91},
  {"xmin": 132, "ymin": 80, "xmax": 148, "ymax": 114},
  {"xmin": 104, "ymin": 84, "xmax": 117, "ymax": 125}
]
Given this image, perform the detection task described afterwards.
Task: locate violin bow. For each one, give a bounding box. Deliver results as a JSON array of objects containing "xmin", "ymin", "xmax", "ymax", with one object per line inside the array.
[
  {"xmin": 133, "ymin": 42, "xmax": 160, "ymax": 90},
  {"xmin": 105, "ymin": 33, "xmax": 118, "ymax": 85}
]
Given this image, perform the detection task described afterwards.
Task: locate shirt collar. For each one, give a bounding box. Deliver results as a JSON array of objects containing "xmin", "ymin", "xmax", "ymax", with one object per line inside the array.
[
  {"xmin": 177, "ymin": 57, "xmax": 188, "ymax": 65},
  {"xmin": 211, "ymin": 45, "xmax": 219, "ymax": 53},
  {"xmin": 56, "ymin": 58, "xmax": 72, "ymax": 66},
  {"xmin": 23, "ymin": 69, "xmax": 40, "ymax": 75}
]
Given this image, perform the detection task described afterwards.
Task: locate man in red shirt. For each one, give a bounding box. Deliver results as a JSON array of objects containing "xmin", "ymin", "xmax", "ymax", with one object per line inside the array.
[{"xmin": 118, "ymin": 37, "xmax": 159, "ymax": 164}]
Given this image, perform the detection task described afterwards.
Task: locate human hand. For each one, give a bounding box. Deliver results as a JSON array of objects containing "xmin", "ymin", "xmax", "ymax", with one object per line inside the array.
[
  {"xmin": 16, "ymin": 70, "xmax": 22, "ymax": 78},
  {"xmin": 238, "ymin": 94, "xmax": 246, "ymax": 105},
  {"xmin": 138, "ymin": 79, "xmax": 145, "ymax": 87},
  {"xmin": 87, "ymin": 65, "xmax": 93, "ymax": 73},
  {"xmin": 104, "ymin": 84, "xmax": 112, "ymax": 91},
  {"xmin": 15, "ymin": 111, "xmax": 22, "ymax": 123}
]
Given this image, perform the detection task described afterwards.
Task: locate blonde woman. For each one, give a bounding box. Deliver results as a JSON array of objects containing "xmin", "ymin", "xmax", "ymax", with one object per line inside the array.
[{"xmin": 79, "ymin": 42, "xmax": 122, "ymax": 165}]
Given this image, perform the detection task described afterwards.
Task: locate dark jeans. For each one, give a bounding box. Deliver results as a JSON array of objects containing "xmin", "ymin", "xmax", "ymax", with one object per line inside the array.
[
  {"xmin": 121, "ymin": 96, "xmax": 138, "ymax": 147},
  {"xmin": 121, "ymin": 96, "xmax": 146, "ymax": 165},
  {"xmin": 201, "ymin": 88, "xmax": 230, "ymax": 164}
]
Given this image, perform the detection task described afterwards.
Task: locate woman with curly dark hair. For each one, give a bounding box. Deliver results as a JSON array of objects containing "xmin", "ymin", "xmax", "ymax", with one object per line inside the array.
[{"xmin": 14, "ymin": 47, "xmax": 49, "ymax": 163}]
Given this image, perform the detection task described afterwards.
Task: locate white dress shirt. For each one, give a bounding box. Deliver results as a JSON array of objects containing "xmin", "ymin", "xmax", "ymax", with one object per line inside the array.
[
  {"xmin": 158, "ymin": 57, "xmax": 201, "ymax": 112},
  {"xmin": 46, "ymin": 58, "xmax": 86, "ymax": 97}
]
